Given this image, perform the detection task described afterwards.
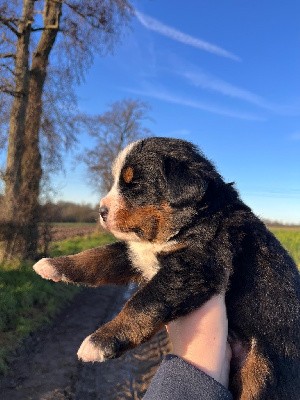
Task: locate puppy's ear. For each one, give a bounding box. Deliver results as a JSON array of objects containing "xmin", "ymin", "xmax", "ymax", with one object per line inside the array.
[{"xmin": 163, "ymin": 157, "xmax": 207, "ymax": 206}]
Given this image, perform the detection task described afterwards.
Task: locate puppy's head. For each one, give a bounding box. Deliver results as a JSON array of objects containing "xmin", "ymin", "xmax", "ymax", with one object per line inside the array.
[{"xmin": 99, "ymin": 137, "xmax": 226, "ymax": 242}]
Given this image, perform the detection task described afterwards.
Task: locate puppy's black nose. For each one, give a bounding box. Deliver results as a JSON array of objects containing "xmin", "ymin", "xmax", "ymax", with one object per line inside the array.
[{"xmin": 99, "ymin": 206, "xmax": 109, "ymax": 222}]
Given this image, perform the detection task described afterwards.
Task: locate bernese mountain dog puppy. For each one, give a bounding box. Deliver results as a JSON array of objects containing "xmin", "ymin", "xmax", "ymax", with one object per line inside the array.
[{"xmin": 33, "ymin": 137, "xmax": 300, "ymax": 399}]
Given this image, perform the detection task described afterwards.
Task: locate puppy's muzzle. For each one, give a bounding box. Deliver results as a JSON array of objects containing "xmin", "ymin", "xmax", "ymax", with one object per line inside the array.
[{"xmin": 99, "ymin": 206, "xmax": 109, "ymax": 222}]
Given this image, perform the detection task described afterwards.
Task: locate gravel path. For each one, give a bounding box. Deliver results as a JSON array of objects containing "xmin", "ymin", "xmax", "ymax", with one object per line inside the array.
[{"xmin": 0, "ymin": 285, "xmax": 171, "ymax": 400}]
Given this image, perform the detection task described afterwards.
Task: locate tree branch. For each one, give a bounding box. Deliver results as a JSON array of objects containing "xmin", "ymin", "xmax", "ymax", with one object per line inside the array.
[
  {"xmin": 0, "ymin": 85, "xmax": 24, "ymax": 98},
  {"xmin": 0, "ymin": 63, "xmax": 15, "ymax": 75},
  {"xmin": 64, "ymin": 1, "xmax": 88, "ymax": 20},
  {"xmin": 0, "ymin": 53, "xmax": 15, "ymax": 59},
  {"xmin": 0, "ymin": 33, "xmax": 16, "ymax": 47},
  {"xmin": 31, "ymin": 27, "xmax": 46, "ymax": 32},
  {"xmin": 63, "ymin": 1, "xmax": 108, "ymax": 30},
  {"xmin": 0, "ymin": 17, "xmax": 20, "ymax": 37}
]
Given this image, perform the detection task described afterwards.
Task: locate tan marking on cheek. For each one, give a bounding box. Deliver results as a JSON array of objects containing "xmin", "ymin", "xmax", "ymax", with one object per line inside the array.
[
  {"xmin": 115, "ymin": 203, "xmax": 174, "ymax": 242},
  {"xmin": 122, "ymin": 166, "xmax": 134, "ymax": 183}
]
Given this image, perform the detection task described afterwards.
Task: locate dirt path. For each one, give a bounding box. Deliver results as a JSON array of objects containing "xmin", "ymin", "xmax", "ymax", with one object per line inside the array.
[{"xmin": 0, "ymin": 285, "xmax": 171, "ymax": 400}]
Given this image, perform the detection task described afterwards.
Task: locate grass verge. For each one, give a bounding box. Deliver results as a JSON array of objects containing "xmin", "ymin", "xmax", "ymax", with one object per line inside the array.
[
  {"xmin": 0, "ymin": 231, "xmax": 114, "ymax": 374},
  {"xmin": 270, "ymin": 226, "xmax": 300, "ymax": 266}
]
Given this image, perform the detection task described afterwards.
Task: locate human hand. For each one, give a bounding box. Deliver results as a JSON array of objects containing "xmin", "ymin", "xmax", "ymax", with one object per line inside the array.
[{"xmin": 166, "ymin": 294, "xmax": 231, "ymax": 388}]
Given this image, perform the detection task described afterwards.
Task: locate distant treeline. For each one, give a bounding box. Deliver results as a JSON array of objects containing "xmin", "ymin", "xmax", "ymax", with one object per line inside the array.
[
  {"xmin": 41, "ymin": 201, "xmax": 98, "ymax": 223},
  {"xmin": 1, "ymin": 195, "xmax": 298, "ymax": 226},
  {"xmin": 40, "ymin": 205, "xmax": 297, "ymax": 226}
]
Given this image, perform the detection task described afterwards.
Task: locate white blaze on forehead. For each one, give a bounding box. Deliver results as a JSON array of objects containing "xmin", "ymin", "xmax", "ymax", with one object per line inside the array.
[
  {"xmin": 100, "ymin": 140, "xmax": 141, "ymax": 236},
  {"xmin": 112, "ymin": 140, "xmax": 141, "ymax": 181}
]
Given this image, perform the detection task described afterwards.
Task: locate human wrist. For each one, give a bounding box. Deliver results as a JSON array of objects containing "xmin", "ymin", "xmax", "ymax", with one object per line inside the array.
[{"xmin": 167, "ymin": 295, "xmax": 231, "ymax": 388}]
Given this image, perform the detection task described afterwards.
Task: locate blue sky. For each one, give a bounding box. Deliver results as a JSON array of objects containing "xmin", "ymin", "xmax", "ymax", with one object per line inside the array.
[{"xmin": 57, "ymin": 0, "xmax": 300, "ymax": 223}]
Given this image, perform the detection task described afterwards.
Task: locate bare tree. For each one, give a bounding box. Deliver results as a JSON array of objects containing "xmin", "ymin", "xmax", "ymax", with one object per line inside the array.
[
  {"xmin": 0, "ymin": 0, "xmax": 133, "ymax": 262},
  {"xmin": 82, "ymin": 98, "xmax": 152, "ymax": 195}
]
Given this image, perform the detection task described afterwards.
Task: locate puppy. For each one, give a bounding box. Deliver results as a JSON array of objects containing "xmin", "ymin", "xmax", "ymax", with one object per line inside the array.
[{"xmin": 33, "ymin": 137, "xmax": 300, "ymax": 399}]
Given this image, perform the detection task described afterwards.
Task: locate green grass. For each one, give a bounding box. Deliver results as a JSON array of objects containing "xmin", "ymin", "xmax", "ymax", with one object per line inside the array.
[
  {"xmin": 269, "ymin": 226, "xmax": 300, "ymax": 266},
  {"xmin": 50, "ymin": 231, "xmax": 115, "ymax": 256},
  {"xmin": 0, "ymin": 231, "xmax": 114, "ymax": 374},
  {"xmin": 0, "ymin": 263, "xmax": 77, "ymax": 373}
]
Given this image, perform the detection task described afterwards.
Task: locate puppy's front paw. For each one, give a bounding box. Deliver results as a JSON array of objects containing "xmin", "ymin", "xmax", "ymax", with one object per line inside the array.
[
  {"xmin": 77, "ymin": 330, "xmax": 125, "ymax": 363},
  {"xmin": 33, "ymin": 258, "xmax": 62, "ymax": 282},
  {"xmin": 77, "ymin": 335, "xmax": 106, "ymax": 363}
]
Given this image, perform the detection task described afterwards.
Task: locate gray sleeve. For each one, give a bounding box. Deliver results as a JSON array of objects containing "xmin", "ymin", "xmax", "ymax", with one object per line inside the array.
[{"xmin": 143, "ymin": 355, "xmax": 233, "ymax": 400}]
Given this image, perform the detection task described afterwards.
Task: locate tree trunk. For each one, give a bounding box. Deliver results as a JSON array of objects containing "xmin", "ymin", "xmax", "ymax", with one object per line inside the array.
[
  {"xmin": 1, "ymin": 0, "xmax": 62, "ymax": 262},
  {"xmin": 20, "ymin": 0, "xmax": 62, "ymax": 259},
  {"xmin": 1, "ymin": 0, "xmax": 34, "ymax": 261}
]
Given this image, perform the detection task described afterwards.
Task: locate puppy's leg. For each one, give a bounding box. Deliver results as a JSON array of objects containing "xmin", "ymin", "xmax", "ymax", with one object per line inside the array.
[
  {"xmin": 77, "ymin": 290, "xmax": 163, "ymax": 362},
  {"xmin": 33, "ymin": 242, "xmax": 142, "ymax": 286},
  {"xmin": 77, "ymin": 300, "xmax": 161, "ymax": 362},
  {"xmin": 77, "ymin": 265, "xmax": 223, "ymax": 362}
]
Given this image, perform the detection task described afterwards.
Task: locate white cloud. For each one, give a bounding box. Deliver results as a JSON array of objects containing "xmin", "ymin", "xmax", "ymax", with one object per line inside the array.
[
  {"xmin": 181, "ymin": 70, "xmax": 266, "ymax": 106},
  {"xmin": 177, "ymin": 68, "xmax": 300, "ymax": 115},
  {"xmin": 135, "ymin": 10, "xmax": 241, "ymax": 62},
  {"xmin": 124, "ymin": 86, "xmax": 264, "ymax": 121}
]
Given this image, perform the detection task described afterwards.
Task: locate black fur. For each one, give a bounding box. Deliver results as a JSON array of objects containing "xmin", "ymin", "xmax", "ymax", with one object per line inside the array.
[{"xmin": 33, "ymin": 137, "xmax": 300, "ymax": 399}]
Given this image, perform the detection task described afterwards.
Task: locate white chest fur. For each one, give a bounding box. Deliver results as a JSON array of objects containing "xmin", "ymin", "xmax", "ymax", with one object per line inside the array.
[{"xmin": 128, "ymin": 241, "xmax": 176, "ymax": 281}]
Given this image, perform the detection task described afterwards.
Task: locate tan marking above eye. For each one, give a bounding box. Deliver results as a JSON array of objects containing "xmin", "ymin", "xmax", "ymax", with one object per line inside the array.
[{"xmin": 122, "ymin": 166, "xmax": 134, "ymax": 183}]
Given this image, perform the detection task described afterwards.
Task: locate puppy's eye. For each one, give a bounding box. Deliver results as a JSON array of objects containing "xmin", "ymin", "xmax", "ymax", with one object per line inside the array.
[{"xmin": 122, "ymin": 166, "xmax": 134, "ymax": 184}]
